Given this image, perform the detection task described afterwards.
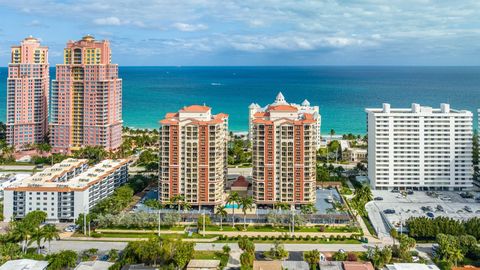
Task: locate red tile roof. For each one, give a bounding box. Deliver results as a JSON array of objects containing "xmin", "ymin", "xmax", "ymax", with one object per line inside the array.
[
  {"xmin": 267, "ymin": 104, "xmax": 298, "ymax": 112},
  {"xmin": 232, "ymin": 176, "xmax": 250, "ymax": 188},
  {"xmin": 180, "ymin": 105, "xmax": 211, "ymax": 113},
  {"xmin": 342, "ymin": 262, "xmax": 374, "ymax": 270}
]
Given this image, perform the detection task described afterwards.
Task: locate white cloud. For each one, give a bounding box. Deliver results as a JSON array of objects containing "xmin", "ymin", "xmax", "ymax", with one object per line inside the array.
[
  {"xmin": 1, "ymin": 0, "xmax": 480, "ymax": 64},
  {"xmin": 93, "ymin": 16, "xmax": 123, "ymax": 26},
  {"xmin": 172, "ymin": 23, "xmax": 208, "ymax": 32}
]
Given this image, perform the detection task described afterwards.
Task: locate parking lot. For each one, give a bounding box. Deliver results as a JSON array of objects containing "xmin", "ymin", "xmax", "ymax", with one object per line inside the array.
[{"xmin": 366, "ymin": 190, "xmax": 480, "ymax": 239}]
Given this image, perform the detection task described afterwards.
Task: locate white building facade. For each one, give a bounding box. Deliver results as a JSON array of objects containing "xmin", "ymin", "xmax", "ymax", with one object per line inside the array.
[
  {"xmin": 366, "ymin": 103, "xmax": 473, "ymax": 191},
  {"xmin": 3, "ymin": 158, "xmax": 129, "ymax": 222},
  {"xmin": 249, "ymin": 92, "xmax": 321, "ymax": 149}
]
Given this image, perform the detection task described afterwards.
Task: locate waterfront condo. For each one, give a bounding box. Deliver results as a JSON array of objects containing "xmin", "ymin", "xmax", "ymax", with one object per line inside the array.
[
  {"xmin": 366, "ymin": 103, "xmax": 473, "ymax": 191},
  {"xmin": 249, "ymin": 92, "xmax": 321, "ymax": 149},
  {"xmin": 6, "ymin": 37, "xmax": 49, "ymax": 148},
  {"xmin": 49, "ymin": 35, "xmax": 122, "ymax": 153},
  {"xmin": 251, "ymin": 94, "xmax": 318, "ymax": 206},
  {"xmin": 3, "ymin": 158, "xmax": 129, "ymax": 222},
  {"xmin": 159, "ymin": 105, "xmax": 228, "ymax": 207}
]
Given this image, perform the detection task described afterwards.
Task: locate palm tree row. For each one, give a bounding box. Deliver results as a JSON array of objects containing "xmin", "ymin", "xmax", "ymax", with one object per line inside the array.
[
  {"xmin": 9, "ymin": 211, "xmax": 60, "ymax": 254},
  {"xmin": 226, "ymin": 192, "xmax": 255, "ymax": 230}
]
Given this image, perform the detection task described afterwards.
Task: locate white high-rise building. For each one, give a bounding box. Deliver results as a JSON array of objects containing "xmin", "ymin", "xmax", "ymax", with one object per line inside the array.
[
  {"xmin": 249, "ymin": 92, "xmax": 321, "ymax": 148},
  {"xmin": 366, "ymin": 103, "xmax": 473, "ymax": 191}
]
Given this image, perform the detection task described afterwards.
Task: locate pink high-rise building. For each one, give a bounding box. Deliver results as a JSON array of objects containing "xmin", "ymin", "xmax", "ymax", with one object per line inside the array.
[
  {"xmin": 6, "ymin": 37, "xmax": 49, "ymax": 148},
  {"xmin": 50, "ymin": 35, "xmax": 122, "ymax": 152}
]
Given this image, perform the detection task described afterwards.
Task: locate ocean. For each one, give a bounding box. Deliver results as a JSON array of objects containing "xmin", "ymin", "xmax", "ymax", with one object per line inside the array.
[{"xmin": 1, "ymin": 66, "xmax": 479, "ymax": 134}]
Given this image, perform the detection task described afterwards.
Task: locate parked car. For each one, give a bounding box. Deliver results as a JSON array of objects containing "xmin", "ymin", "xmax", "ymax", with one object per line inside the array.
[
  {"xmin": 391, "ymin": 189, "xmax": 400, "ymax": 193},
  {"xmin": 383, "ymin": 209, "xmax": 395, "ymax": 214},
  {"xmin": 460, "ymin": 192, "xmax": 474, "ymax": 199},
  {"xmin": 374, "ymin": 197, "xmax": 383, "ymax": 201},
  {"xmin": 436, "ymin": 205, "xmax": 444, "ymax": 212},
  {"xmin": 426, "ymin": 212, "xmax": 435, "ymax": 218},
  {"xmin": 464, "ymin": 206, "xmax": 473, "ymax": 213}
]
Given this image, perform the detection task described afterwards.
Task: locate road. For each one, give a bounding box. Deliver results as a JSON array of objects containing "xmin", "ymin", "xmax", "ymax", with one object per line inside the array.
[
  {"xmin": 49, "ymin": 240, "xmax": 128, "ymax": 253},
  {"xmin": 49, "ymin": 240, "xmax": 377, "ymax": 253}
]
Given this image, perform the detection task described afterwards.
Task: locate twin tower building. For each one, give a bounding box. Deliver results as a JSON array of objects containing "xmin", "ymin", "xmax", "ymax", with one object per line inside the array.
[
  {"xmin": 159, "ymin": 93, "xmax": 321, "ymax": 207},
  {"xmin": 7, "ymin": 36, "xmax": 122, "ymax": 152}
]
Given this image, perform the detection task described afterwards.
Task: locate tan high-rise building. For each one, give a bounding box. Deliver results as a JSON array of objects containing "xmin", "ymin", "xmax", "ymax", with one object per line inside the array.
[
  {"xmin": 50, "ymin": 35, "xmax": 122, "ymax": 153},
  {"xmin": 6, "ymin": 37, "xmax": 49, "ymax": 148},
  {"xmin": 159, "ymin": 105, "xmax": 228, "ymax": 207},
  {"xmin": 251, "ymin": 100, "xmax": 317, "ymax": 206}
]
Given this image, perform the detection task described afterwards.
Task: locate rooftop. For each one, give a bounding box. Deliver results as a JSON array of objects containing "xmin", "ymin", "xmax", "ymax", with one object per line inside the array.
[
  {"xmin": 366, "ymin": 103, "xmax": 471, "ymax": 115},
  {"xmin": 75, "ymin": 261, "xmax": 114, "ymax": 270},
  {"xmin": 179, "ymin": 105, "xmax": 211, "ymax": 113},
  {"xmin": 186, "ymin": 259, "xmax": 220, "ymax": 269},
  {"xmin": 0, "ymin": 259, "xmax": 49, "ymax": 270},
  {"xmin": 385, "ymin": 263, "xmax": 441, "ymax": 270},
  {"xmin": 343, "ymin": 261, "xmax": 374, "ymax": 270},
  {"xmin": 6, "ymin": 159, "xmax": 128, "ymax": 192},
  {"xmin": 231, "ymin": 176, "xmax": 250, "ymax": 188}
]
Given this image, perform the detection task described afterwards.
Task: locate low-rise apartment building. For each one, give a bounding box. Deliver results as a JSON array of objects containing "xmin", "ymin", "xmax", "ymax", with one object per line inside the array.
[{"xmin": 3, "ymin": 158, "xmax": 129, "ymax": 222}]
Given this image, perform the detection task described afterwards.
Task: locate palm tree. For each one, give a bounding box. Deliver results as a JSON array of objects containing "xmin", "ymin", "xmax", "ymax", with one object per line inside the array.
[
  {"xmin": 239, "ymin": 197, "xmax": 254, "ymax": 230},
  {"xmin": 304, "ymin": 249, "xmax": 320, "ymax": 270},
  {"xmin": 326, "ymin": 207, "xmax": 336, "ymax": 224},
  {"xmin": 301, "ymin": 203, "xmax": 317, "ymax": 224},
  {"xmin": 449, "ymin": 248, "xmax": 464, "ymax": 267},
  {"xmin": 171, "ymin": 194, "xmax": 185, "ymax": 212},
  {"xmin": 227, "ymin": 192, "xmax": 240, "ymax": 228},
  {"xmin": 215, "ymin": 206, "xmax": 227, "ymax": 230},
  {"xmin": 29, "ymin": 225, "xmax": 45, "ymax": 254},
  {"xmin": 144, "ymin": 199, "xmax": 163, "ymax": 236},
  {"xmin": 390, "ymin": 228, "xmax": 398, "ymax": 246},
  {"xmin": 11, "ymin": 221, "xmax": 31, "ymax": 253},
  {"xmin": 47, "ymin": 250, "xmax": 78, "ymax": 270},
  {"xmin": 42, "ymin": 224, "xmax": 60, "ymax": 253}
]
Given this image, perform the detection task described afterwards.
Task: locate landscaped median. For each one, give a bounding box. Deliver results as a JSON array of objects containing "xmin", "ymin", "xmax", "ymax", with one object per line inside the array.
[{"xmin": 69, "ymin": 225, "xmax": 363, "ymax": 244}]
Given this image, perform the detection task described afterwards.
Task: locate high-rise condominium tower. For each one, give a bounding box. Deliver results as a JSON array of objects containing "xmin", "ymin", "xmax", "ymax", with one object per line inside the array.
[
  {"xmin": 6, "ymin": 37, "xmax": 49, "ymax": 148},
  {"xmin": 159, "ymin": 105, "xmax": 228, "ymax": 207},
  {"xmin": 50, "ymin": 35, "xmax": 122, "ymax": 153},
  {"xmin": 366, "ymin": 103, "xmax": 473, "ymax": 191},
  {"xmin": 249, "ymin": 92, "xmax": 321, "ymax": 149},
  {"xmin": 251, "ymin": 96, "xmax": 318, "ymax": 206}
]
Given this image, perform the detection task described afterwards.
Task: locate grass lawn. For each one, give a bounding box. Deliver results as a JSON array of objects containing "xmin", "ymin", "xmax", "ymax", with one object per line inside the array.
[
  {"xmin": 214, "ymin": 238, "xmax": 361, "ymax": 244},
  {"xmin": 192, "ymin": 251, "xmax": 230, "ymax": 268},
  {"xmin": 204, "ymin": 225, "xmax": 358, "ymax": 233},
  {"xmin": 97, "ymin": 225, "xmax": 185, "ymax": 231},
  {"xmin": 82, "ymin": 231, "xmax": 220, "ymax": 240},
  {"xmin": 361, "ymin": 216, "xmax": 378, "ymax": 237},
  {"xmin": 193, "ymin": 251, "xmax": 224, "ymax": 260}
]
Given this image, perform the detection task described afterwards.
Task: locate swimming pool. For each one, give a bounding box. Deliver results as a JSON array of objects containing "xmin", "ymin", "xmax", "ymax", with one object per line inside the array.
[{"xmin": 225, "ymin": 203, "xmax": 240, "ymax": 209}]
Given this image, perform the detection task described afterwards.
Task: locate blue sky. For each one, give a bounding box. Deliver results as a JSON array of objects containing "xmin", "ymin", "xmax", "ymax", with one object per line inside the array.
[{"xmin": 0, "ymin": 0, "xmax": 479, "ymax": 66}]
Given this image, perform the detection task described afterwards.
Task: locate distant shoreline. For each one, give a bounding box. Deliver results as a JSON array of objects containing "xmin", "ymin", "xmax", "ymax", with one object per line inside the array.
[{"xmin": 124, "ymin": 126, "xmax": 366, "ymax": 137}]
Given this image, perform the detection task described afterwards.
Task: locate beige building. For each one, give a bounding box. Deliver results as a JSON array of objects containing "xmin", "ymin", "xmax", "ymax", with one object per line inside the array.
[
  {"xmin": 251, "ymin": 99, "xmax": 317, "ymax": 206},
  {"xmin": 343, "ymin": 148, "xmax": 367, "ymax": 162},
  {"xmin": 159, "ymin": 105, "xmax": 228, "ymax": 207}
]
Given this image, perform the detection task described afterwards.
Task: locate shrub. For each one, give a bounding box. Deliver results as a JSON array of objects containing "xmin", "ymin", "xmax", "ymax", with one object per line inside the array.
[
  {"xmin": 347, "ymin": 252, "xmax": 358, "ymax": 261},
  {"xmin": 319, "ymin": 226, "xmax": 325, "ymax": 232}
]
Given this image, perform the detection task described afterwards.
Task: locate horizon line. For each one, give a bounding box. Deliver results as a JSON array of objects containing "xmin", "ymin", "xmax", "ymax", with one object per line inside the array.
[{"xmin": 1, "ymin": 64, "xmax": 480, "ymax": 68}]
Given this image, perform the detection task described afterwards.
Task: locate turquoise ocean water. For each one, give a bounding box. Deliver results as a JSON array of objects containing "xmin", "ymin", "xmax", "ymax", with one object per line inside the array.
[{"xmin": 0, "ymin": 66, "xmax": 479, "ymax": 134}]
